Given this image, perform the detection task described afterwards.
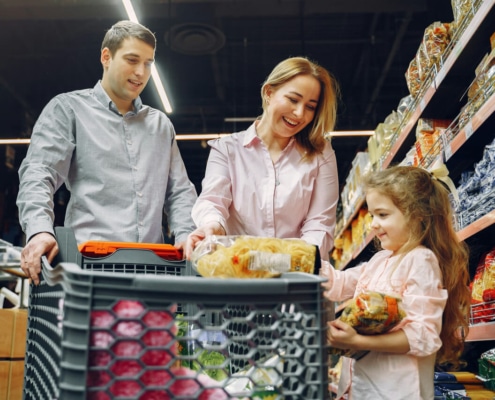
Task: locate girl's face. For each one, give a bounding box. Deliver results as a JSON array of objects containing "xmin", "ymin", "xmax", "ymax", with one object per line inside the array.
[
  {"xmin": 366, "ymin": 189, "xmax": 410, "ymax": 255},
  {"xmin": 264, "ymin": 74, "xmax": 320, "ymax": 139}
]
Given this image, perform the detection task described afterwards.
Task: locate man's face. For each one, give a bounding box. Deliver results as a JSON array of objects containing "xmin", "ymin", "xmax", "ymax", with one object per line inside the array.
[{"xmin": 101, "ymin": 37, "xmax": 155, "ymax": 111}]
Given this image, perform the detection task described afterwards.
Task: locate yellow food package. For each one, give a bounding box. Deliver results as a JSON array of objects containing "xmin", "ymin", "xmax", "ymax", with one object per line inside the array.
[{"xmin": 191, "ymin": 235, "xmax": 319, "ymax": 278}]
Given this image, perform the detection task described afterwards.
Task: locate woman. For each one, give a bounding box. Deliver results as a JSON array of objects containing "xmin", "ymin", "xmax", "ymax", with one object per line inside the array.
[{"xmin": 185, "ymin": 56, "xmax": 340, "ymax": 261}]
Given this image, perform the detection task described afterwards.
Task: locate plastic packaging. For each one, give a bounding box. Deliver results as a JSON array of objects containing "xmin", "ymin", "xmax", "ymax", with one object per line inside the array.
[
  {"xmin": 191, "ymin": 235, "xmax": 319, "ymax": 278},
  {"xmin": 329, "ymin": 291, "xmax": 406, "ymax": 359}
]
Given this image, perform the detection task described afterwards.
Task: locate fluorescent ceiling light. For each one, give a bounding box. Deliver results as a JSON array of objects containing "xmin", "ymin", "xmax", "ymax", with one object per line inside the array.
[
  {"xmin": 121, "ymin": 0, "xmax": 172, "ymax": 113},
  {"xmin": 0, "ymin": 139, "xmax": 31, "ymax": 145}
]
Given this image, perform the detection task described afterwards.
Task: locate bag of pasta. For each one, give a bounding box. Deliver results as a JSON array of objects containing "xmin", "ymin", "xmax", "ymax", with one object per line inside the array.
[
  {"xmin": 329, "ymin": 291, "xmax": 406, "ymax": 359},
  {"xmin": 191, "ymin": 235, "xmax": 320, "ymax": 278}
]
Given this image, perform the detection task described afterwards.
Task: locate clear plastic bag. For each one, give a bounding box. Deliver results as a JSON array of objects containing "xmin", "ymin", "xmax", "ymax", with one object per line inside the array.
[
  {"xmin": 329, "ymin": 291, "xmax": 406, "ymax": 359},
  {"xmin": 191, "ymin": 235, "xmax": 319, "ymax": 278}
]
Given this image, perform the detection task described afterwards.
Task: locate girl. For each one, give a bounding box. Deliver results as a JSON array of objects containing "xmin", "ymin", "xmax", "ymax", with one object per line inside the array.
[
  {"xmin": 185, "ymin": 57, "xmax": 340, "ymax": 261},
  {"xmin": 322, "ymin": 165, "xmax": 470, "ymax": 400}
]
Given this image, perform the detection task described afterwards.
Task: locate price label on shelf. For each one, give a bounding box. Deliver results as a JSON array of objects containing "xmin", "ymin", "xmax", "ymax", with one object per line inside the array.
[
  {"xmin": 464, "ymin": 120, "xmax": 474, "ymax": 139},
  {"xmin": 440, "ymin": 130, "xmax": 453, "ymax": 160},
  {"xmin": 419, "ymin": 98, "xmax": 426, "ymax": 112}
]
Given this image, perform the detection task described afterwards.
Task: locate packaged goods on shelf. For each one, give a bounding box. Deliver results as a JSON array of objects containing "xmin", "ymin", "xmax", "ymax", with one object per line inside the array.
[
  {"xmin": 455, "ymin": 137, "xmax": 495, "ymax": 228},
  {"xmin": 406, "ymin": 21, "xmax": 453, "ymax": 97},
  {"xmin": 340, "ymin": 152, "xmax": 370, "ymax": 222},
  {"xmin": 470, "ymin": 248, "xmax": 495, "ymax": 325},
  {"xmin": 478, "ymin": 348, "xmax": 495, "ymax": 390},
  {"xmin": 351, "ymin": 209, "xmax": 371, "ymax": 252},
  {"xmin": 374, "ymin": 111, "xmax": 401, "ymax": 160},
  {"xmin": 415, "ymin": 118, "xmax": 451, "ymax": 165},
  {"xmin": 466, "ymin": 47, "xmax": 495, "ymax": 111},
  {"xmin": 451, "ymin": 0, "xmax": 476, "ymax": 27},
  {"xmin": 341, "ymin": 229, "xmax": 353, "ymax": 265}
]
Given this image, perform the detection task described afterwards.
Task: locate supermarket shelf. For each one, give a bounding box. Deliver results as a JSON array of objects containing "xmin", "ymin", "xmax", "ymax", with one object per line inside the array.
[
  {"xmin": 337, "ymin": 231, "xmax": 375, "ymax": 271},
  {"xmin": 334, "ymin": 197, "xmax": 365, "ymax": 241},
  {"xmin": 381, "ymin": 85, "xmax": 436, "ymax": 169},
  {"xmin": 445, "ymin": 91, "xmax": 495, "ymax": 161},
  {"xmin": 434, "ymin": 0, "xmax": 495, "ymax": 89},
  {"xmin": 457, "ymin": 210, "xmax": 495, "ymax": 241},
  {"xmin": 466, "ymin": 322, "xmax": 495, "ymax": 341},
  {"xmin": 382, "ymin": 0, "xmax": 495, "ymax": 168},
  {"xmin": 333, "ymin": 2, "xmax": 495, "ymax": 266}
]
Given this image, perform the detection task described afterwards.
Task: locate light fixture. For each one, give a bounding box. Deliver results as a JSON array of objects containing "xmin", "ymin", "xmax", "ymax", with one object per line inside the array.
[
  {"xmin": 0, "ymin": 139, "xmax": 31, "ymax": 145},
  {"xmin": 121, "ymin": 0, "xmax": 173, "ymax": 113}
]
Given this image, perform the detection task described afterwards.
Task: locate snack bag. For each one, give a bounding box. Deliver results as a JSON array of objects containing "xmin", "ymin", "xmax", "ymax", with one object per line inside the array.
[
  {"xmin": 329, "ymin": 291, "xmax": 406, "ymax": 359},
  {"xmin": 191, "ymin": 235, "xmax": 319, "ymax": 278}
]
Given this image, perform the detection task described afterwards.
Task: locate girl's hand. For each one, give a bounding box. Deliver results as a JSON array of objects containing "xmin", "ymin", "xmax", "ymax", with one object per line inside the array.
[{"xmin": 327, "ymin": 319, "xmax": 359, "ymax": 350}]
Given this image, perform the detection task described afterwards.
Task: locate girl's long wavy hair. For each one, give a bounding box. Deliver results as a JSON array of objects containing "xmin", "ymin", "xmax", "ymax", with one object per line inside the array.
[
  {"xmin": 364, "ymin": 165, "xmax": 470, "ymax": 368},
  {"xmin": 260, "ymin": 56, "xmax": 340, "ymax": 160}
]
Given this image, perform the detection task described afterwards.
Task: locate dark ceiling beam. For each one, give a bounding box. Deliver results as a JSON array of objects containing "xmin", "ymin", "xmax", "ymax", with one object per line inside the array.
[
  {"xmin": 0, "ymin": 0, "xmax": 427, "ymax": 21},
  {"xmin": 0, "ymin": 75, "xmax": 37, "ymax": 122},
  {"xmin": 361, "ymin": 11, "xmax": 413, "ymax": 127}
]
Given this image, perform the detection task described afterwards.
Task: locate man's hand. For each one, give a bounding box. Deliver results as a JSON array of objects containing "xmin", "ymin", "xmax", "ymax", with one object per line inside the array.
[
  {"xmin": 184, "ymin": 221, "xmax": 226, "ymax": 260},
  {"xmin": 21, "ymin": 232, "xmax": 59, "ymax": 285}
]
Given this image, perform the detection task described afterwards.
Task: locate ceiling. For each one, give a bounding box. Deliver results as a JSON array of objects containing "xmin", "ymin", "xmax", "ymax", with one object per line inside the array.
[{"xmin": 0, "ymin": 0, "xmax": 455, "ymax": 197}]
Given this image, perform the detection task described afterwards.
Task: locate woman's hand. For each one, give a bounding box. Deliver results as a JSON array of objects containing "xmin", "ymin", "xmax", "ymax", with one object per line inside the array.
[{"xmin": 184, "ymin": 221, "xmax": 226, "ymax": 260}]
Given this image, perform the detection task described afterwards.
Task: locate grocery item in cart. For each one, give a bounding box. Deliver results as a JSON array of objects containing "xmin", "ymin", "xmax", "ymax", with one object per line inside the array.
[
  {"xmin": 191, "ymin": 235, "xmax": 320, "ymax": 278},
  {"xmin": 329, "ymin": 291, "xmax": 406, "ymax": 359}
]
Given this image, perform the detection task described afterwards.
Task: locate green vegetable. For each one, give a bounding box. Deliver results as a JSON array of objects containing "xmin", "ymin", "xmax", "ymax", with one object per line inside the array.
[{"xmin": 191, "ymin": 349, "xmax": 228, "ymax": 381}]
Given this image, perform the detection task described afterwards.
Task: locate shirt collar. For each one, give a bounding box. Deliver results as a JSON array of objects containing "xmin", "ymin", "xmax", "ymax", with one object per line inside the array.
[
  {"xmin": 243, "ymin": 121, "xmax": 296, "ymax": 150},
  {"xmin": 243, "ymin": 123, "xmax": 260, "ymax": 147},
  {"xmin": 93, "ymin": 81, "xmax": 142, "ymax": 114}
]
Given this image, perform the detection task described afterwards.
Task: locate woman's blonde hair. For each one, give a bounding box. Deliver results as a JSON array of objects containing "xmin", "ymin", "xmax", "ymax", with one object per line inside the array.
[
  {"xmin": 260, "ymin": 56, "xmax": 340, "ymax": 159},
  {"xmin": 364, "ymin": 165, "xmax": 470, "ymax": 368}
]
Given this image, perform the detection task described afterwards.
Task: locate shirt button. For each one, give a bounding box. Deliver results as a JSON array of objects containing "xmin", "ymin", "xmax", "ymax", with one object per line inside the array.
[
  {"xmin": 137, "ymin": 192, "xmax": 143, "ymax": 197},
  {"xmin": 127, "ymin": 140, "xmax": 132, "ymax": 145},
  {"xmin": 133, "ymin": 166, "xmax": 138, "ymax": 171}
]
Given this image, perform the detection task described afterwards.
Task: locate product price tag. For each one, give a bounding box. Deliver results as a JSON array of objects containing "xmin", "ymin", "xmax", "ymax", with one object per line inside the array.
[
  {"xmin": 464, "ymin": 120, "xmax": 473, "ymax": 139},
  {"xmin": 440, "ymin": 131, "xmax": 452, "ymax": 161},
  {"xmin": 420, "ymin": 98, "xmax": 426, "ymax": 112}
]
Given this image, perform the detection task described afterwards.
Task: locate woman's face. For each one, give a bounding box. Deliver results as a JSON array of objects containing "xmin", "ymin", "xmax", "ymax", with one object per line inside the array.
[
  {"xmin": 366, "ymin": 188, "xmax": 410, "ymax": 255},
  {"xmin": 264, "ymin": 74, "xmax": 320, "ymax": 139}
]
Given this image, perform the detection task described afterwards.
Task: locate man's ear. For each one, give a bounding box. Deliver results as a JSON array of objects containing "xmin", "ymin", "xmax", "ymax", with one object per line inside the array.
[{"xmin": 101, "ymin": 47, "xmax": 111, "ymax": 67}]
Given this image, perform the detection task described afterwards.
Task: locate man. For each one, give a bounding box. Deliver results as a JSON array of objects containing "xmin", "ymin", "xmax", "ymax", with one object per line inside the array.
[{"xmin": 17, "ymin": 20, "xmax": 197, "ymax": 284}]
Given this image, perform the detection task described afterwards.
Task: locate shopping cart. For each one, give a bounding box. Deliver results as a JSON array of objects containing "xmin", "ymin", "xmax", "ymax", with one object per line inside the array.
[{"xmin": 23, "ymin": 227, "xmax": 331, "ymax": 399}]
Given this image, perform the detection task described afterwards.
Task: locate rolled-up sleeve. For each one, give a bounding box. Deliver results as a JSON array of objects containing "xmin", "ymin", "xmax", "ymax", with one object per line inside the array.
[
  {"xmin": 398, "ymin": 250, "xmax": 447, "ymax": 357},
  {"xmin": 300, "ymin": 145, "xmax": 339, "ymax": 259}
]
